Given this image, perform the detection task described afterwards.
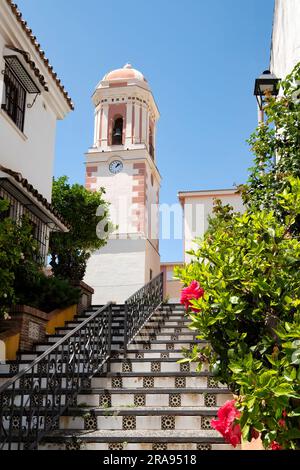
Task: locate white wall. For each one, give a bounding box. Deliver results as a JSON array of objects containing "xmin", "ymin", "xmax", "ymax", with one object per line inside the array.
[
  {"xmin": 0, "ymin": 34, "xmax": 57, "ymax": 201},
  {"xmin": 85, "ymin": 238, "xmax": 147, "ymax": 304},
  {"xmin": 145, "ymin": 239, "xmax": 160, "ymax": 283},
  {"xmin": 271, "ymin": 0, "xmax": 300, "ymax": 79},
  {"xmin": 92, "ymin": 159, "xmax": 137, "ymax": 234},
  {"xmin": 183, "ymin": 193, "xmax": 244, "ymax": 263}
]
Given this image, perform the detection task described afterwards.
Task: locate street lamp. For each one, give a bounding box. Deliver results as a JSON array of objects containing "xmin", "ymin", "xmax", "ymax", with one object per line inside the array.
[{"xmin": 254, "ymin": 70, "xmax": 281, "ymax": 123}]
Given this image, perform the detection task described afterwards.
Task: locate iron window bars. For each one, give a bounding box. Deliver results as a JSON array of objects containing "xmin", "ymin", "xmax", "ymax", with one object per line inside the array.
[{"xmin": 1, "ymin": 56, "xmax": 40, "ymax": 131}]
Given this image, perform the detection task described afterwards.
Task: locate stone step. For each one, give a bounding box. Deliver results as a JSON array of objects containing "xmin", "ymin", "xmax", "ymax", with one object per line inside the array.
[
  {"xmin": 115, "ymin": 350, "xmax": 188, "ymax": 359},
  {"xmin": 59, "ymin": 407, "xmax": 219, "ymax": 432},
  {"xmin": 56, "ymin": 325, "xmax": 192, "ymax": 335},
  {"xmin": 37, "ymin": 429, "xmax": 233, "ymax": 451},
  {"xmin": 127, "ymin": 340, "xmax": 206, "ymax": 350},
  {"xmin": 45, "ymin": 334, "xmax": 124, "ymax": 344},
  {"xmin": 45, "ymin": 332, "xmax": 199, "ymax": 344},
  {"xmin": 17, "ymin": 349, "xmax": 188, "ymax": 362},
  {"xmin": 133, "ymin": 333, "xmax": 197, "ymax": 341},
  {"xmin": 0, "ymin": 358, "xmax": 208, "ymax": 377},
  {"xmin": 34, "ymin": 339, "xmax": 206, "ymax": 353}
]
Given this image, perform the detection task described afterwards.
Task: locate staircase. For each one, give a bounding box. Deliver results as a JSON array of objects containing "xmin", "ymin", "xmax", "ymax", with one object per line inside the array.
[{"xmin": 0, "ymin": 300, "xmax": 234, "ymax": 451}]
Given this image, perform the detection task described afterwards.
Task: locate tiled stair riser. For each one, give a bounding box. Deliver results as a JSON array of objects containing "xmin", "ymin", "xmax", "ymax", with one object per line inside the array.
[
  {"xmin": 38, "ymin": 442, "xmax": 234, "ymax": 451},
  {"xmin": 76, "ymin": 391, "xmax": 231, "ymax": 408}
]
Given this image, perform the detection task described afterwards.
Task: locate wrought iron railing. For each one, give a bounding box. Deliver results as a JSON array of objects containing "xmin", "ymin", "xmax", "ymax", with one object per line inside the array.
[
  {"xmin": 0, "ymin": 302, "xmax": 112, "ymax": 450},
  {"xmin": 124, "ymin": 272, "xmax": 163, "ymax": 353}
]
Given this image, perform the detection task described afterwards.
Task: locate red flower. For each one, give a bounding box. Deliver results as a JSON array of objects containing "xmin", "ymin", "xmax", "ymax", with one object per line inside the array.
[
  {"xmin": 270, "ymin": 441, "xmax": 282, "ymax": 450},
  {"xmin": 180, "ymin": 280, "xmax": 204, "ymax": 312},
  {"xmin": 211, "ymin": 400, "xmax": 241, "ymax": 448},
  {"xmin": 278, "ymin": 418, "xmax": 286, "ymax": 428},
  {"xmin": 282, "ymin": 410, "xmax": 287, "ymax": 418}
]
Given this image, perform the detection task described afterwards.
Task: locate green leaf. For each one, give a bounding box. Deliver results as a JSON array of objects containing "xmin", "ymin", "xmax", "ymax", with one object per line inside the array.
[{"xmin": 242, "ymin": 424, "xmax": 250, "ymax": 441}]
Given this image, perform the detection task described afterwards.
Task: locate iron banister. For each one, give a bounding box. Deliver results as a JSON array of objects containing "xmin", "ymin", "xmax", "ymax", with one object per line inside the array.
[
  {"xmin": 124, "ymin": 272, "xmax": 164, "ymax": 353},
  {"xmin": 0, "ymin": 302, "xmax": 113, "ymax": 450}
]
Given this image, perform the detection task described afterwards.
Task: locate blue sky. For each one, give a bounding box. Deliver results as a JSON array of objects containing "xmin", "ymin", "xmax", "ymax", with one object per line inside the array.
[{"xmin": 17, "ymin": 0, "xmax": 274, "ymax": 262}]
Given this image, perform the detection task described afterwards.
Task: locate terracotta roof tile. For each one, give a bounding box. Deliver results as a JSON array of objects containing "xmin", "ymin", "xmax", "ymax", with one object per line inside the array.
[
  {"xmin": 6, "ymin": 1, "xmax": 74, "ymax": 110},
  {"xmin": 0, "ymin": 165, "xmax": 71, "ymax": 229}
]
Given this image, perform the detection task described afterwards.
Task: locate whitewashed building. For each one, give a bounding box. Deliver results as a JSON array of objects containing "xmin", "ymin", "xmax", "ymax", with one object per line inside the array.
[
  {"xmin": 84, "ymin": 64, "xmax": 161, "ymax": 303},
  {"xmin": 0, "ymin": 0, "xmax": 73, "ymax": 263},
  {"xmin": 271, "ymin": 0, "xmax": 300, "ymax": 80},
  {"xmin": 178, "ymin": 188, "xmax": 243, "ymax": 264}
]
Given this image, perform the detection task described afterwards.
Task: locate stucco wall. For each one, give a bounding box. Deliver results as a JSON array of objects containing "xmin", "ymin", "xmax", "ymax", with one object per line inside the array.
[
  {"xmin": 84, "ymin": 238, "xmax": 147, "ymax": 304},
  {"xmin": 145, "ymin": 239, "xmax": 160, "ymax": 283},
  {"xmin": 161, "ymin": 263, "xmax": 183, "ymax": 303},
  {"xmin": 183, "ymin": 192, "xmax": 244, "ymax": 263},
  {"xmin": 0, "ymin": 33, "xmax": 58, "ymax": 201},
  {"xmin": 271, "ymin": 0, "xmax": 300, "ymax": 79}
]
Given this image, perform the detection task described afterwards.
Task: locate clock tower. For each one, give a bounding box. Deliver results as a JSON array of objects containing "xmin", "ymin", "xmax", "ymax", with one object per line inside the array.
[{"xmin": 84, "ymin": 64, "xmax": 161, "ymax": 303}]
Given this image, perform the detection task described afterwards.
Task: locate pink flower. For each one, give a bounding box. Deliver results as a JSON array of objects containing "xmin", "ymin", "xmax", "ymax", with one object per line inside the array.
[
  {"xmin": 180, "ymin": 280, "xmax": 204, "ymax": 312},
  {"xmin": 270, "ymin": 441, "xmax": 282, "ymax": 450},
  {"xmin": 278, "ymin": 418, "xmax": 286, "ymax": 428},
  {"xmin": 211, "ymin": 400, "xmax": 241, "ymax": 448},
  {"xmin": 282, "ymin": 410, "xmax": 287, "ymax": 418}
]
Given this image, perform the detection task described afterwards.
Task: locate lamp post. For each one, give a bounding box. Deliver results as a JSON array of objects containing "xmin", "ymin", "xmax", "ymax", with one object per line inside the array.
[{"xmin": 254, "ymin": 70, "xmax": 280, "ymax": 123}]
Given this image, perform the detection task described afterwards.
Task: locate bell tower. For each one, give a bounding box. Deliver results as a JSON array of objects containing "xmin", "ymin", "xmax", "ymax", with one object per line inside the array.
[{"xmin": 84, "ymin": 64, "xmax": 161, "ymax": 303}]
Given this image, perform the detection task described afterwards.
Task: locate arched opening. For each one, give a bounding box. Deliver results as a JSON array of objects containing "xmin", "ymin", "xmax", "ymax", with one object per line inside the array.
[
  {"xmin": 112, "ymin": 116, "xmax": 123, "ymax": 145},
  {"xmin": 149, "ymin": 125, "xmax": 154, "ymax": 159}
]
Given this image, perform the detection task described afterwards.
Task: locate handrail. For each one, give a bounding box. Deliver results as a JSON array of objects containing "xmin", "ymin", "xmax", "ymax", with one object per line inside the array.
[
  {"xmin": 0, "ymin": 273, "xmax": 165, "ymax": 450},
  {"xmin": 0, "ymin": 302, "xmax": 113, "ymax": 450},
  {"xmin": 124, "ymin": 272, "xmax": 163, "ymax": 354}
]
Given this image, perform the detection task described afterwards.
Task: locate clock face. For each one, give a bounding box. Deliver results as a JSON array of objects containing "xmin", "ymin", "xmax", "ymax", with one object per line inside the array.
[{"xmin": 109, "ymin": 160, "xmax": 123, "ymax": 174}]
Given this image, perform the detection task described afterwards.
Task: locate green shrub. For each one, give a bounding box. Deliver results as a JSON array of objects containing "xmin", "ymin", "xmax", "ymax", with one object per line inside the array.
[
  {"xmin": 176, "ymin": 63, "xmax": 300, "ymax": 450},
  {"xmin": 14, "ymin": 262, "xmax": 80, "ymax": 312},
  {"xmin": 176, "ymin": 179, "xmax": 300, "ymax": 449},
  {"xmin": 0, "ymin": 204, "xmax": 38, "ymax": 318},
  {"xmin": 49, "ymin": 176, "xmax": 112, "ymax": 281}
]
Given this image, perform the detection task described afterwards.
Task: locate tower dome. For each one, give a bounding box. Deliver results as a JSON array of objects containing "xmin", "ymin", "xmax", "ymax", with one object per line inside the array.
[{"xmin": 103, "ymin": 63, "xmax": 147, "ymax": 83}]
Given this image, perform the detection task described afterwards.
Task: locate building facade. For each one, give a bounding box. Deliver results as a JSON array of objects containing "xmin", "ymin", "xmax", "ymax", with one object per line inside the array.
[
  {"xmin": 0, "ymin": 0, "xmax": 73, "ymax": 263},
  {"xmin": 270, "ymin": 0, "xmax": 300, "ymax": 80},
  {"xmin": 160, "ymin": 262, "xmax": 183, "ymax": 303},
  {"xmin": 160, "ymin": 189, "xmax": 244, "ymax": 302},
  {"xmin": 178, "ymin": 188, "xmax": 243, "ymax": 264},
  {"xmin": 84, "ymin": 64, "xmax": 161, "ymax": 303}
]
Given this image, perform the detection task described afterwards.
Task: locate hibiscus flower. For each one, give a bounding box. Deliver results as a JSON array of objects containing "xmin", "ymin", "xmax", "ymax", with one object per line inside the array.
[
  {"xmin": 180, "ymin": 280, "xmax": 204, "ymax": 312},
  {"xmin": 211, "ymin": 400, "xmax": 241, "ymax": 448}
]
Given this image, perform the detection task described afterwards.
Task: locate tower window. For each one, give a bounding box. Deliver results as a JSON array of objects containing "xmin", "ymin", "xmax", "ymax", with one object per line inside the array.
[
  {"xmin": 112, "ymin": 117, "xmax": 123, "ymax": 145},
  {"xmin": 149, "ymin": 125, "xmax": 154, "ymax": 160}
]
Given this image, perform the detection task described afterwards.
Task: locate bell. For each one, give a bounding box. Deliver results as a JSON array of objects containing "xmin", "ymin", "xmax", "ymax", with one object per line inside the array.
[{"xmin": 113, "ymin": 128, "xmax": 122, "ymax": 137}]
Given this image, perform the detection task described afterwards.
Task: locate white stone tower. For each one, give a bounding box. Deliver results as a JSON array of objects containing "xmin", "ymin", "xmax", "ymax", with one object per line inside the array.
[{"xmin": 84, "ymin": 64, "xmax": 161, "ymax": 303}]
